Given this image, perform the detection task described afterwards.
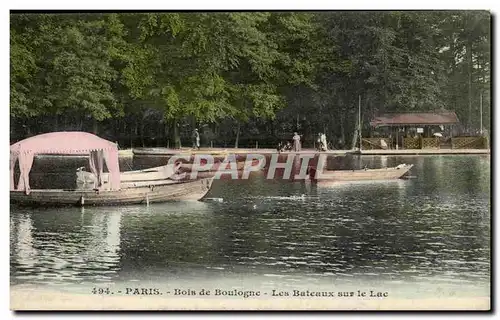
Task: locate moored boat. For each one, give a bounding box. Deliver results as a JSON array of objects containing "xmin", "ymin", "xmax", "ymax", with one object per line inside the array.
[
  {"xmin": 10, "ymin": 132, "xmax": 214, "ymax": 207},
  {"xmin": 78, "ymin": 155, "xmax": 259, "ymax": 185},
  {"xmin": 11, "ymin": 177, "xmax": 214, "ymax": 206},
  {"xmin": 308, "ymin": 164, "xmax": 414, "ymax": 182},
  {"xmin": 77, "ymin": 155, "xmax": 261, "ymax": 186},
  {"xmin": 77, "ymin": 162, "xmax": 183, "ymax": 185}
]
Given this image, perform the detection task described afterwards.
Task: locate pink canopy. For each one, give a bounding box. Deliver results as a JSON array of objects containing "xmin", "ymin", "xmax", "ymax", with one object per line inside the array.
[{"xmin": 10, "ymin": 131, "xmax": 121, "ymax": 194}]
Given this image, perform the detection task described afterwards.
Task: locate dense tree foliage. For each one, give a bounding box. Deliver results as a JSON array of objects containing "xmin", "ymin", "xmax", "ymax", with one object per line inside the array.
[{"xmin": 10, "ymin": 11, "xmax": 491, "ymax": 148}]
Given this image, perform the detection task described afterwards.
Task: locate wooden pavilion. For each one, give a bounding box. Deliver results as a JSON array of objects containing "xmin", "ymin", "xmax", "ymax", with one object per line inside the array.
[{"xmin": 364, "ymin": 111, "xmax": 484, "ymax": 149}]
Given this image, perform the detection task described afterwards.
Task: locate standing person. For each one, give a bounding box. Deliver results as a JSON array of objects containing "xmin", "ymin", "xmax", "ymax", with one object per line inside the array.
[
  {"xmin": 292, "ymin": 132, "xmax": 301, "ymax": 152},
  {"xmin": 192, "ymin": 128, "xmax": 200, "ymax": 150},
  {"xmin": 320, "ymin": 133, "xmax": 328, "ymax": 151},
  {"xmin": 316, "ymin": 133, "xmax": 322, "ymax": 151}
]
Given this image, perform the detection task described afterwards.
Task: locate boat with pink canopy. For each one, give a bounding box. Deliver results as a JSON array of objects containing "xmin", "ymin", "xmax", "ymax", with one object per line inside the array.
[{"xmin": 10, "ymin": 132, "xmax": 214, "ymax": 206}]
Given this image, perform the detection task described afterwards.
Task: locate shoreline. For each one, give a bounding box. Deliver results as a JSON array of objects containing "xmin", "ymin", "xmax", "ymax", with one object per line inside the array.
[
  {"xmin": 32, "ymin": 148, "xmax": 490, "ymax": 159},
  {"xmin": 133, "ymin": 147, "xmax": 491, "ymax": 157},
  {"xmin": 10, "ymin": 287, "xmax": 490, "ymax": 311}
]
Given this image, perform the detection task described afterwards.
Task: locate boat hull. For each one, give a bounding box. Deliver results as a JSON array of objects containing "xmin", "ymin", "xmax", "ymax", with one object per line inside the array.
[
  {"xmin": 311, "ymin": 164, "xmax": 414, "ymax": 182},
  {"xmin": 81, "ymin": 164, "xmax": 179, "ymax": 184},
  {"xmin": 80, "ymin": 159, "xmax": 258, "ymax": 185},
  {"xmin": 10, "ymin": 177, "xmax": 214, "ymax": 207}
]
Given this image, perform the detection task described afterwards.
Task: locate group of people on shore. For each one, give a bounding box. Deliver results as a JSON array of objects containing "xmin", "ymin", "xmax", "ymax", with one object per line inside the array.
[
  {"xmin": 277, "ymin": 132, "xmax": 329, "ymax": 153},
  {"xmin": 317, "ymin": 133, "xmax": 328, "ymax": 151},
  {"xmin": 192, "ymin": 127, "xmax": 329, "ymax": 152},
  {"xmin": 277, "ymin": 132, "xmax": 303, "ymax": 152}
]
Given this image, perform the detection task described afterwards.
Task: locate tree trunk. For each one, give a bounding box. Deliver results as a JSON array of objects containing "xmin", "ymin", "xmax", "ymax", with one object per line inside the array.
[
  {"xmin": 171, "ymin": 119, "xmax": 181, "ymax": 149},
  {"xmin": 466, "ymin": 34, "xmax": 473, "ymax": 131},
  {"xmin": 129, "ymin": 122, "xmax": 134, "ymax": 148},
  {"xmin": 234, "ymin": 121, "xmax": 241, "ymax": 148},
  {"xmin": 159, "ymin": 122, "xmax": 164, "ymax": 147},
  {"xmin": 340, "ymin": 114, "xmax": 345, "ymax": 148},
  {"xmin": 337, "ymin": 95, "xmax": 345, "ymax": 148},
  {"xmin": 140, "ymin": 118, "xmax": 145, "ymax": 147},
  {"xmin": 92, "ymin": 118, "xmax": 98, "ymax": 134},
  {"xmin": 26, "ymin": 119, "xmax": 32, "ymax": 137},
  {"xmin": 350, "ymin": 109, "xmax": 358, "ymax": 150},
  {"xmin": 351, "ymin": 128, "xmax": 358, "ymax": 150},
  {"xmin": 363, "ymin": 93, "xmax": 369, "ymax": 140},
  {"xmin": 134, "ymin": 120, "xmax": 138, "ymax": 148},
  {"xmin": 157, "ymin": 123, "xmax": 162, "ymax": 147},
  {"xmin": 164, "ymin": 122, "xmax": 169, "ymax": 147},
  {"xmin": 350, "ymin": 96, "xmax": 364, "ymax": 150},
  {"xmin": 115, "ymin": 119, "xmax": 120, "ymax": 146}
]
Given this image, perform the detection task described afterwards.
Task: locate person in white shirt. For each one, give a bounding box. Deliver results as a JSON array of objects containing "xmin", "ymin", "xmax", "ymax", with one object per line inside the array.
[{"xmin": 292, "ymin": 132, "xmax": 301, "ymax": 152}]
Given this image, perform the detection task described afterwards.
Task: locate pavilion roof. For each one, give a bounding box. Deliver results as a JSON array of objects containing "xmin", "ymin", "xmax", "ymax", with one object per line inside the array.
[{"xmin": 370, "ymin": 111, "xmax": 460, "ymax": 127}]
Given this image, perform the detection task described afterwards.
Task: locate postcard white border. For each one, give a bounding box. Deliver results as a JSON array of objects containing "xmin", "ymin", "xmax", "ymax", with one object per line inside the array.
[{"xmin": 2, "ymin": 0, "xmax": 497, "ymax": 319}]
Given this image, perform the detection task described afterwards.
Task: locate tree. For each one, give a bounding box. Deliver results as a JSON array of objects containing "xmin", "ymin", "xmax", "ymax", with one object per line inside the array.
[{"xmin": 9, "ymin": 11, "xmax": 491, "ymax": 147}]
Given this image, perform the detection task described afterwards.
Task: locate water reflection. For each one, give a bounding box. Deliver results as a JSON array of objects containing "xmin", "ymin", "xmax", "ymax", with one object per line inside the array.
[
  {"xmin": 10, "ymin": 155, "xmax": 490, "ymax": 297},
  {"xmin": 11, "ymin": 207, "xmax": 123, "ymax": 285},
  {"xmin": 13, "ymin": 214, "xmax": 37, "ymax": 271},
  {"xmin": 118, "ymin": 201, "xmax": 219, "ymax": 276}
]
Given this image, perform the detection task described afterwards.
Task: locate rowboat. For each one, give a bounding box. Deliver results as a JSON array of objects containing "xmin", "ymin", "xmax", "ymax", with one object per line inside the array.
[
  {"xmin": 10, "ymin": 132, "xmax": 214, "ymax": 207},
  {"xmin": 308, "ymin": 164, "xmax": 414, "ymax": 182},
  {"xmin": 76, "ymin": 154, "xmax": 260, "ymax": 187},
  {"xmin": 11, "ymin": 177, "xmax": 214, "ymax": 206},
  {"xmin": 76, "ymin": 162, "xmax": 182, "ymax": 185},
  {"xmin": 76, "ymin": 155, "xmax": 257, "ymax": 184}
]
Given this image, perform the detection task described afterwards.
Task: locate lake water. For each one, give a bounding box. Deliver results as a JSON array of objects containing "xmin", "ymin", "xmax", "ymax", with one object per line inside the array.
[{"xmin": 10, "ymin": 155, "xmax": 490, "ymax": 299}]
